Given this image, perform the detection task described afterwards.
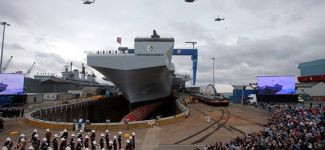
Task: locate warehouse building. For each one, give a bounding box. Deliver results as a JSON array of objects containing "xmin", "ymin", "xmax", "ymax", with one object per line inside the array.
[
  {"xmin": 298, "ymin": 58, "xmax": 325, "ymax": 82},
  {"xmin": 297, "ymin": 58, "xmax": 325, "ymax": 101},
  {"xmin": 296, "ymin": 82, "xmax": 325, "ymax": 101}
]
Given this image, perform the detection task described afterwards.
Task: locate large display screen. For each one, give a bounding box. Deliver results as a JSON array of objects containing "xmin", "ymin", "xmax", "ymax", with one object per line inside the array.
[
  {"xmin": 0, "ymin": 74, "xmax": 24, "ymax": 95},
  {"xmin": 257, "ymin": 76, "xmax": 296, "ymax": 95}
]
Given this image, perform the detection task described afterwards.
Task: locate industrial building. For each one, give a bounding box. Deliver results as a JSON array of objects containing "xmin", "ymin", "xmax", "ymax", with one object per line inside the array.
[
  {"xmin": 231, "ymin": 85, "xmax": 256, "ymax": 103},
  {"xmin": 25, "ymin": 93, "xmax": 43, "ymax": 104},
  {"xmin": 296, "ymin": 82, "xmax": 325, "ymax": 101},
  {"xmin": 297, "ymin": 58, "xmax": 325, "ymax": 100},
  {"xmin": 298, "ymin": 58, "xmax": 325, "ymax": 82}
]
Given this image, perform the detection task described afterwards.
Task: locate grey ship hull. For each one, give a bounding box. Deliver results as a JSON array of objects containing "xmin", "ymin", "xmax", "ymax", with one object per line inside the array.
[{"xmin": 93, "ymin": 66, "xmax": 173, "ymax": 103}]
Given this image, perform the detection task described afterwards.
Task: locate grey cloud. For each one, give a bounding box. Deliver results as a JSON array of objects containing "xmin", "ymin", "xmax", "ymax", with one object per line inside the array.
[
  {"xmin": 182, "ymin": 24, "xmax": 325, "ymax": 86},
  {"xmin": 170, "ymin": 21, "xmax": 215, "ymax": 44},
  {"xmin": 4, "ymin": 43, "xmax": 26, "ymax": 51},
  {"xmin": 33, "ymin": 51, "xmax": 67, "ymax": 73},
  {"xmin": 0, "ymin": 1, "xmax": 29, "ymax": 25},
  {"xmin": 1, "ymin": 0, "xmax": 325, "ymax": 87}
]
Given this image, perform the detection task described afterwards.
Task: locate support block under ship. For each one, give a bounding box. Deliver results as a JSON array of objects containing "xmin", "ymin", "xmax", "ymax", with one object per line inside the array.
[{"xmin": 87, "ymin": 31, "xmax": 175, "ymax": 103}]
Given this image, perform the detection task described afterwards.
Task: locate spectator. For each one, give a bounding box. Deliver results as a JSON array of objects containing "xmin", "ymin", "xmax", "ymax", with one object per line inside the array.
[
  {"xmin": 0, "ymin": 117, "xmax": 4, "ymax": 132},
  {"xmin": 205, "ymin": 103, "xmax": 325, "ymax": 150}
]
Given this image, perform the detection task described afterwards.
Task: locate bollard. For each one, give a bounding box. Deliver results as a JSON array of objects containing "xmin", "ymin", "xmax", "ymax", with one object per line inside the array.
[{"xmin": 106, "ymin": 119, "xmax": 110, "ymax": 130}]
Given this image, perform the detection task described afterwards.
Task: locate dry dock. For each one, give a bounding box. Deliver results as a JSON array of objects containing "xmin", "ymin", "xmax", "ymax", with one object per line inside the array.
[{"xmin": 0, "ymin": 99, "xmax": 269, "ymax": 150}]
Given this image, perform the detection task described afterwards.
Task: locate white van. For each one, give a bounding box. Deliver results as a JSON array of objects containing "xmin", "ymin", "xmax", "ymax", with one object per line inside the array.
[{"xmin": 247, "ymin": 94, "xmax": 257, "ymax": 104}]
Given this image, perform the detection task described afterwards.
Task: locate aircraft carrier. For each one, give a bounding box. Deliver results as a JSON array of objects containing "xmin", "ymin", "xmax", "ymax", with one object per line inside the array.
[
  {"xmin": 23, "ymin": 63, "xmax": 110, "ymax": 94},
  {"xmin": 87, "ymin": 31, "xmax": 175, "ymax": 103}
]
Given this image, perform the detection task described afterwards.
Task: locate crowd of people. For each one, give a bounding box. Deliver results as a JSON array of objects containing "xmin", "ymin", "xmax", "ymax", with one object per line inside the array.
[
  {"xmin": 199, "ymin": 103, "xmax": 325, "ymax": 150},
  {"xmin": 0, "ymin": 107, "xmax": 24, "ymax": 118},
  {"xmin": 2, "ymin": 129, "xmax": 136, "ymax": 150},
  {"xmin": 0, "ymin": 107, "xmax": 24, "ymax": 132}
]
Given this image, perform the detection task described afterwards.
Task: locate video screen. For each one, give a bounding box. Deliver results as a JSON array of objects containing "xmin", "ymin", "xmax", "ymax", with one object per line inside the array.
[
  {"xmin": 257, "ymin": 76, "xmax": 296, "ymax": 95},
  {"xmin": 0, "ymin": 74, "xmax": 24, "ymax": 95}
]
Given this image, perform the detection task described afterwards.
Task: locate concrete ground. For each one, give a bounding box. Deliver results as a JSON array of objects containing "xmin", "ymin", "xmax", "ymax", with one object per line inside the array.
[{"xmin": 0, "ymin": 100, "xmax": 270, "ymax": 150}]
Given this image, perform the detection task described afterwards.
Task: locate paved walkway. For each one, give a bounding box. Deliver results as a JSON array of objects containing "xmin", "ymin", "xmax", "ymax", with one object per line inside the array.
[{"xmin": 140, "ymin": 127, "xmax": 161, "ymax": 150}]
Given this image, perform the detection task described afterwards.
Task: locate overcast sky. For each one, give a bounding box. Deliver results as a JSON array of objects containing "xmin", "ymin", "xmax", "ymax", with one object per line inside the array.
[{"xmin": 1, "ymin": 0, "xmax": 325, "ymax": 92}]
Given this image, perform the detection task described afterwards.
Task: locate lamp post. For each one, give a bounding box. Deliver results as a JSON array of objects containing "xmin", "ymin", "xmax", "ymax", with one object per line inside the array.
[
  {"xmin": 211, "ymin": 58, "xmax": 215, "ymax": 87},
  {"xmin": 0, "ymin": 21, "xmax": 10, "ymax": 73}
]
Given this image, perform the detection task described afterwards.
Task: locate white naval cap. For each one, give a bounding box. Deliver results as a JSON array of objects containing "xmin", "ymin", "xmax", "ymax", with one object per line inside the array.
[{"xmin": 2, "ymin": 147, "xmax": 8, "ymax": 150}]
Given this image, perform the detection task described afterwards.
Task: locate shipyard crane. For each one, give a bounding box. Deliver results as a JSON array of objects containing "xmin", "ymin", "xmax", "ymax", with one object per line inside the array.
[
  {"xmin": 2, "ymin": 56, "xmax": 13, "ymax": 73},
  {"xmin": 172, "ymin": 48, "xmax": 198, "ymax": 85},
  {"xmin": 25, "ymin": 62, "xmax": 36, "ymax": 76}
]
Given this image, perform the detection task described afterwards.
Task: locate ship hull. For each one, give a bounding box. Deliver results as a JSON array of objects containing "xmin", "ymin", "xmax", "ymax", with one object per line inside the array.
[
  {"xmin": 0, "ymin": 83, "xmax": 8, "ymax": 93},
  {"xmin": 93, "ymin": 66, "xmax": 173, "ymax": 103}
]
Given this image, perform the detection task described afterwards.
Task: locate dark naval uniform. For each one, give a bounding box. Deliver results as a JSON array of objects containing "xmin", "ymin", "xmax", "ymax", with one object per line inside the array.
[{"xmin": 52, "ymin": 138, "xmax": 58, "ymax": 150}]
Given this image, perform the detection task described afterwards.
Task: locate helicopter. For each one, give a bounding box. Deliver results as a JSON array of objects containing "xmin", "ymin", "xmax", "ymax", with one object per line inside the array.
[
  {"xmin": 82, "ymin": 0, "xmax": 95, "ymax": 4},
  {"xmin": 214, "ymin": 16, "xmax": 225, "ymax": 21}
]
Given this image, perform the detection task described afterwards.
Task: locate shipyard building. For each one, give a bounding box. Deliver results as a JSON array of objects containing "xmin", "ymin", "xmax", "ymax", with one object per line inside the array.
[{"xmin": 297, "ymin": 58, "xmax": 325, "ymax": 100}]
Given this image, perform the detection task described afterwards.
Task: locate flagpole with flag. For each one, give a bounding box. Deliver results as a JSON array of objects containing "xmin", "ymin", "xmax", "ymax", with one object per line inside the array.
[{"xmin": 117, "ymin": 37, "xmax": 122, "ymax": 47}]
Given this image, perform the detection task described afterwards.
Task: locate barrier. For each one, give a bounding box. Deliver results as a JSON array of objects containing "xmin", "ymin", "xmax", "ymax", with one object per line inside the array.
[{"xmin": 25, "ymin": 99, "xmax": 189, "ymax": 130}]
